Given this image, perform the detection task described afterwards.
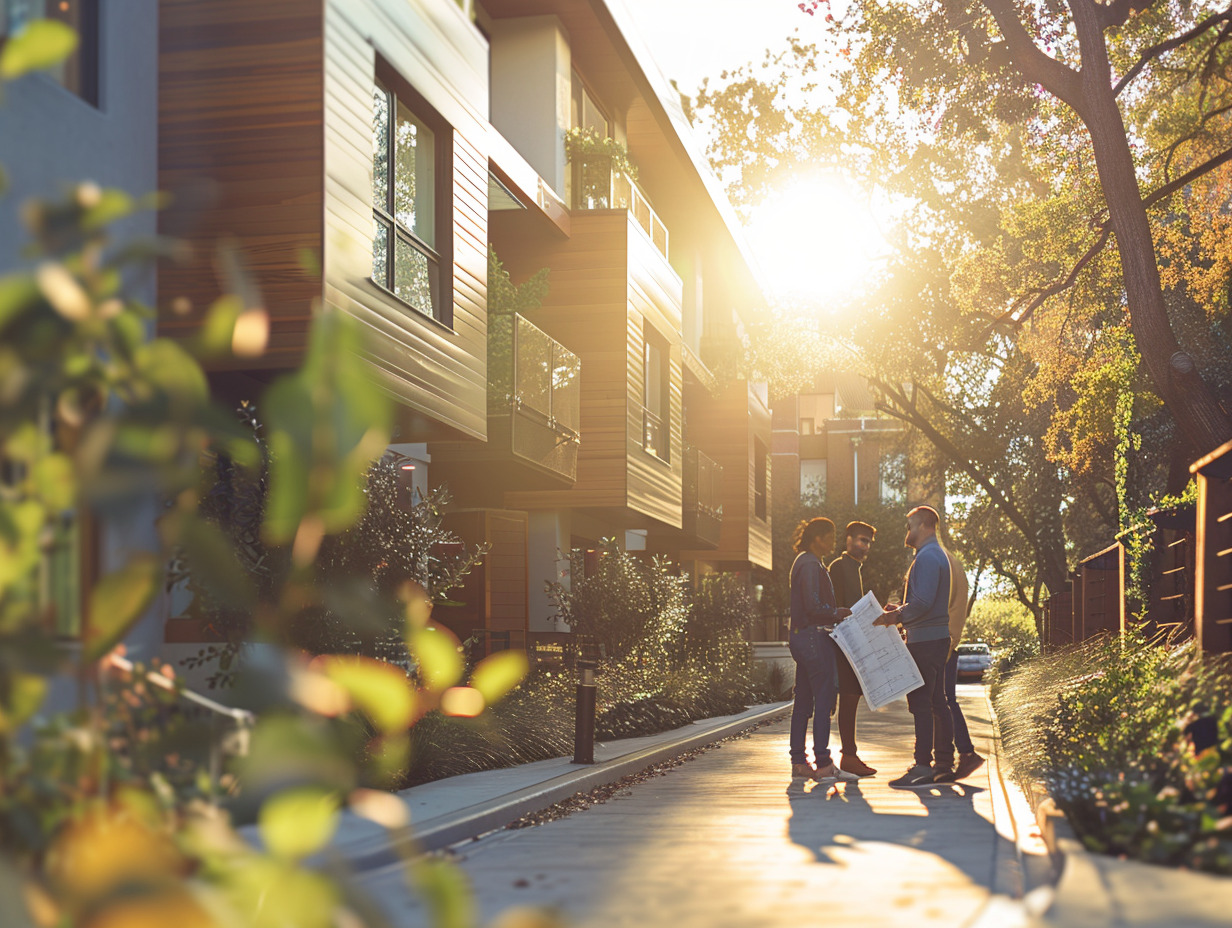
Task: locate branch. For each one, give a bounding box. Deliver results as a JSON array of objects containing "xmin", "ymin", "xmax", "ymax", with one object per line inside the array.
[
  {"xmin": 979, "ymin": 0, "xmax": 1084, "ymax": 107},
  {"xmin": 1113, "ymin": 4, "xmax": 1232, "ymax": 97},
  {"xmin": 984, "ymin": 144, "xmax": 1232, "ymax": 333},
  {"xmin": 869, "ymin": 377, "xmax": 1045, "ymax": 559},
  {"xmin": 1098, "ymin": 0, "xmax": 1157, "ymax": 31}
]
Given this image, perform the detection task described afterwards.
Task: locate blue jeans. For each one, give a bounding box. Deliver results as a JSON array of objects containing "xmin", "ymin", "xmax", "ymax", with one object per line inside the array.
[
  {"xmin": 906, "ymin": 638, "xmax": 954, "ymax": 769},
  {"xmin": 788, "ymin": 625, "xmax": 838, "ymax": 766},
  {"xmin": 944, "ymin": 649, "xmax": 975, "ymax": 755}
]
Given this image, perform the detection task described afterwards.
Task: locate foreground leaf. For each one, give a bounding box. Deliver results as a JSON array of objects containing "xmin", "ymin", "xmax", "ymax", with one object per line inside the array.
[
  {"xmin": 257, "ymin": 787, "xmax": 340, "ymax": 861},
  {"xmin": 85, "ymin": 554, "xmax": 162, "ymax": 660},
  {"xmin": 0, "ymin": 19, "xmax": 78, "ymax": 80}
]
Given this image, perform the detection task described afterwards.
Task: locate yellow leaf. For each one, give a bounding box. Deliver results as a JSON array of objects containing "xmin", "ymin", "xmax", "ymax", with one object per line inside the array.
[
  {"xmin": 45, "ymin": 803, "xmax": 185, "ymax": 902},
  {"xmin": 85, "ymin": 555, "xmax": 161, "ymax": 660},
  {"xmin": 257, "ymin": 787, "xmax": 340, "ymax": 861},
  {"xmin": 0, "ymin": 19, "xmax": 78, "ymax": 80},
  {"xmin": 469, "ymin": 650, "xmax": 528, "ymax": 705},
  {"xmin": 409, "ymin": 626, "xmax": 464, "ymax": 693},
  {"xmin": 315, "ymin": 655, "xmax": 416, "ymax": 733},
  {"xmin": 0, "ymin": 673, "xmax": 46, "ymax": 733}
]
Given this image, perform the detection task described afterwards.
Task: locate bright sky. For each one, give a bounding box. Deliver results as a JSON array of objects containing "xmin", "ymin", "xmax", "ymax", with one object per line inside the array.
[{"xmin": 620, "ymin": 0, "xmax": 886, "ymax": 305}]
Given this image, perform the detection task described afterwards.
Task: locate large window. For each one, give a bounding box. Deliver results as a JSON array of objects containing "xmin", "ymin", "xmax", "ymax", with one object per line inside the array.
[
  {"xmin": 372, "ymin": 79, "xmax": 449, "ymax": 321},
  {"xmin": 879, "ymin": 450, "xmax": 907, "ymax": 504},
  {"xmin": 642, "ymin": 326, "xmax": 669, "ymax": 462},
  {"xmin": 570, "ymin": 70, "xmax": 609, "ymax": 137},
  {"xmin": 754, "ymin": 438, "xmax": 768, "ymax": 521},
  {"xmin": 0, "ymin": 0, "xmax": 98, "ymax": 105}
]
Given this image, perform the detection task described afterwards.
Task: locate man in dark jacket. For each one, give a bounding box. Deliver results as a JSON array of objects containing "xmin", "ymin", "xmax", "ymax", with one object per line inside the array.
[{"xmin": 828, "ymin": 521, "xmax": 877, "ymax": 777}]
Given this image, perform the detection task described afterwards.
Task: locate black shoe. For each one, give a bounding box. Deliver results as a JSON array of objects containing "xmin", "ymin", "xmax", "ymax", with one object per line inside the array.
[
  {"xmin": 954, "ymin": 752, "xmax": 986, "ymax": 779},
  {"xmin": 930, "ymin": 766, "xmax": 958, "ymax": 783},
  {"xmin": 888, "ymin": 764, "xmax": 935, "ymax": 788}
]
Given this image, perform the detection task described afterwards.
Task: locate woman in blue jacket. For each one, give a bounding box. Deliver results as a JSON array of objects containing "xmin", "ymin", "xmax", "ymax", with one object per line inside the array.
[{"xmin": 788, "ymin": 517, "xmax": 854, "ymax": 781}]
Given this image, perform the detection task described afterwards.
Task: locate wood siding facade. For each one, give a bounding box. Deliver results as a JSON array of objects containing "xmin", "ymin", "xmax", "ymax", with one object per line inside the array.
[
  {"xmin": 494, "ymin": 210, "xmax": 685, "ymax": 529},
  {"xmin": 680, "ymin": 380, "xmax": 773, "ymax": 569},
  {"xmin": 438, "ymin": 509, "xmax": 529, "ymax": 641},
  {"xmin": 158, "ymin": 0, "xmax": 490, "ymax": 440}
]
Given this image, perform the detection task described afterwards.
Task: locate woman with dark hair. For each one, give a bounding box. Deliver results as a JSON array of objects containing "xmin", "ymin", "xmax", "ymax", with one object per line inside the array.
[{"xmin": 788, "ymin": 517, "xmax": 855, "ymax": 781}]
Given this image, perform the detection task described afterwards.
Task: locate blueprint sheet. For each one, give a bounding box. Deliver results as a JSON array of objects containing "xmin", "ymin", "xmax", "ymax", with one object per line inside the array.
[{"xmin": 830, "ymin": 590, "xmax": 924, "ymax": 710}]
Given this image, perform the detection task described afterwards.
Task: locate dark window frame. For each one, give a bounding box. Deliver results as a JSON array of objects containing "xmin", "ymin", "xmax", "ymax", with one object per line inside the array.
[{"xmin": 371, "ymin": 61, "xmax": 454, "ymax": 325}]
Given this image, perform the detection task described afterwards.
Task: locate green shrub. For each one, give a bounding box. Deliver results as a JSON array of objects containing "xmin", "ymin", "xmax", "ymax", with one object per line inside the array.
[
  {"xmin": 398, "ymin": 549, "xmax": 768, "ymax": 785},
  {"xmin": 995, "ymin": 632, "xmax": 1232, "ymax": 872},
  {"xmin": 964, "ymin": 596, "xmax": 1040, "ymax": 676}
]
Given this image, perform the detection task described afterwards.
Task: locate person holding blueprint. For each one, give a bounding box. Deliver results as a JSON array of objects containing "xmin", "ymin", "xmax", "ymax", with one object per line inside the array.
[{"xmin": 873, "ymin": 506, "xmax": 957, "ymax": 788}]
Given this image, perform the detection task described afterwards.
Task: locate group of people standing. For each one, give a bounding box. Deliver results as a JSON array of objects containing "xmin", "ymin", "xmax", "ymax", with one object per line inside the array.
[{"xmin": 787, "ymin": 507, "xmax": 985, "ymax": 788}]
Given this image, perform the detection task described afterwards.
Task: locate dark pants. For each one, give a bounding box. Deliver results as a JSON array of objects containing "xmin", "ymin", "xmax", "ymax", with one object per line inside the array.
[
  {"xmin": 944, "ymin": 649, "xmax": 975, "ymax": 755},
  {"xmin": 788, "ymin": 625, "xmax": 838, "ymax": 766},
  {"xmin": 906, "ymin": 638, "xmax": 954, "ymax": 769}
]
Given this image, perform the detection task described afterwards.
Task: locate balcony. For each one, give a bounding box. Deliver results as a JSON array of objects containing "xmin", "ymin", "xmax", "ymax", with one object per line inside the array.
[
  {"xmin": 487, "ymin": 313, "xmax": 581, "ymax": 483},
  {"xmin": 683, "ymin": 445, "xmax": 723, "ymax": 548},
  {"xmin": 573, "ymin": 159, "xmax": 669, "ymax": 260}
]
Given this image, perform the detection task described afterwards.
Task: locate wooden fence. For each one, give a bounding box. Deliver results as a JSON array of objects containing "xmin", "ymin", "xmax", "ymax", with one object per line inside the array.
[{"xmin": 1043, "ymin": 439, "xmax": 1232, "ymax": 653}]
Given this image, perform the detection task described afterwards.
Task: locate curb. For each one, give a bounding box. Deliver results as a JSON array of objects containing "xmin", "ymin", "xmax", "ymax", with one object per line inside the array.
[
  {"xmin": 345, "ymin": 701, "xmax": 793, "ymax": 872},
  {"xmin": 980, "ymin": 686, "xmax": 1050, "ymax": 898}
]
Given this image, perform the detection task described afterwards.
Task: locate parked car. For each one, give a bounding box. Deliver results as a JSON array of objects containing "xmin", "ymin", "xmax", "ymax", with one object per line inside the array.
[{"xmin": 955, "ymin": 642, "xmax": 994, "ymax": 681}]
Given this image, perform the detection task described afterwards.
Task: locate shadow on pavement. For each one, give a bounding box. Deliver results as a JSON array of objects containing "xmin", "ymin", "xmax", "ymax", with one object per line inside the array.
[{"xmin": 785, "ymin": 778, "xmax": 1015, "ymax": 892}]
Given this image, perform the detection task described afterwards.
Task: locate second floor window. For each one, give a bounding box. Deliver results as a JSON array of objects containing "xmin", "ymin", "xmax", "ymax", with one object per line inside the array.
[
  {"xmin": 372, "ymin": 80, "xmax": 447, "ymax": 320},
  {"xmin": 643, "ymin": 327, "xmax": 669, "ymax": 462},
  {"xmin": 754, "ymin": 438, "xmax": 768, "ymax": 521}
]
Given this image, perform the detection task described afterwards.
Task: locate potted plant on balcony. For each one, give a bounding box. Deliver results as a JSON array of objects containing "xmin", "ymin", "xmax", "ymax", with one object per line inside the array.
[{"xmin": 564, "ymin": 127, "xmax": 638, "ymax": 209}]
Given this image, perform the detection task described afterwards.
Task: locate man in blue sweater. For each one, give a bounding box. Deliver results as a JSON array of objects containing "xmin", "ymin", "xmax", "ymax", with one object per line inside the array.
[{"xmin": 873, "ymin": 505, "xmax": 956, "ymax": 788}]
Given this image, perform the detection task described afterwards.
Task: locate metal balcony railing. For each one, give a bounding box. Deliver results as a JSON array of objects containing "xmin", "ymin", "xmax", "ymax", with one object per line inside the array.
[
  {"xmin": 683, "ymin": 444, "xmax": 723, "ymax": 547},
  {"xmin": 573, "ymin": 160, "xmax": 669, "ymax": 260},
  {"xmin": 488, "ymin": 313, "xmax": 581, "ymax": 481}
]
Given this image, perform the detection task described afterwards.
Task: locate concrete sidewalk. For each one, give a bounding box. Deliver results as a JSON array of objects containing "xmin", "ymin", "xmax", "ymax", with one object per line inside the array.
[
  {"xmin": 351, "ymin": 684, "xmax": 1046, "ymax": 927},
  {"xmin": 331, "ymin": 701, "xmax": 795, "ymax": 870}
]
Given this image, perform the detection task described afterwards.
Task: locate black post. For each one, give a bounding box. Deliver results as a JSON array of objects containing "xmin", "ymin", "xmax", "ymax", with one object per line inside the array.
[{"xmin": 572, "ymin": 654, "xmax": 597, "ymax": 765}]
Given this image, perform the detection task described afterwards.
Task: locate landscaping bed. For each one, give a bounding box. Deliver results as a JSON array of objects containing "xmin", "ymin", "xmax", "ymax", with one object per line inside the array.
[{"xmin": 992, "ymin": 632, "xmax": 1232, "ymax": 873}]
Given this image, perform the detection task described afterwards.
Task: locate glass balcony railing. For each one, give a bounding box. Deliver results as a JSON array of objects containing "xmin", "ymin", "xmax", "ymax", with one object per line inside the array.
[
  {"xmin": 683, "ymin": 444, "xmax": 723, "ymax": 548},
  {"xmin": 488, "ymin": 313, "xmax": 581, "ymax": 482},
  {"xmin": 573, "ymin": 160, "xmax": 669, "ymax": 260}
]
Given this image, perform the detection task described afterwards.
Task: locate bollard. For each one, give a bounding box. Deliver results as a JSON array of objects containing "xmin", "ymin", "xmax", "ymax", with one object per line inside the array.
[{"xmin": 572, "ymin": 655, "xmax": 597, "ymax": 765}]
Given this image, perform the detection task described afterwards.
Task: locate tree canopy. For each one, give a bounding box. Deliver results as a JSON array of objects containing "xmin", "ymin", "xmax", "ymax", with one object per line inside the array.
[{"xmin": 690, "ymin": 0, "xmax": 1232, "ymax": 614}]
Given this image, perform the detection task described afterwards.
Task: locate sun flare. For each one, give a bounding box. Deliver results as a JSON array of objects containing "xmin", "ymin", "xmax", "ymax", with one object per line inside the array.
[{"xmin": 745, "ymin": 174, "xmax": 886, "ymax": 307}]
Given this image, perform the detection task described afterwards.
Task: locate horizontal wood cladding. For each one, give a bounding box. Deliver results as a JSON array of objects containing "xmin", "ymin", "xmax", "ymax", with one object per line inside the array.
[
  {"xmin": 681, "ymin": 380, "xmax": 773, "ymax": 569},
  {"xmin": 159, "ymin": 0, "xmax": 491, "ymax": 440},
  {"xmin": 438, "ymin": 509, "xmax": 529, "ymax": 640},
  {"xmin": 158, "ymin": 0, "xmax": 324, "ymax": 368},
  {"xmin": 498, "ymin": 211, "xmax": 683, "ymax": 524},
  {"xmin": 324, "ymin": 1, "xmax": 489, "ymax": 439}
]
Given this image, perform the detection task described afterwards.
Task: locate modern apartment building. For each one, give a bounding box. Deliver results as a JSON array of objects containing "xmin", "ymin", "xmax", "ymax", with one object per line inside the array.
[
  {"xmin": 144, "ymin": 0, "xmax": 769, "ymax": 653},
  {"xmin": 772, "ymin": 374, "xmax": 911, "ymax": 513}
]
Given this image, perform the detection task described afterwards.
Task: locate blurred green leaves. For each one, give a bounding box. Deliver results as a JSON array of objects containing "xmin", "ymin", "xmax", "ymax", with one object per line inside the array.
[
  {"xmin": 408, "ymin": 626, "xmax": 464, "ymax": 694},
  {"xmin": 0, "ymin": 19, "xmax": 77, "ymax": 80},
  {"xmin": 258, "ymin": 787, "xmax": 340, "ymax": 861},
  {"xmin": 469, "ymin": 650, "xmax": 529, "ymax": 706},
  {"xmin": 85, "ymin": 555, "xmax": 162, "ymax": 660},
  {"xmin": 262, "ymin": 313, "xmax": 392, "ymax": 553}
]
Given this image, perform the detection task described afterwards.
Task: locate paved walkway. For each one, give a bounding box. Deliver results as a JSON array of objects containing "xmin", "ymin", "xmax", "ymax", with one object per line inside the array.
[{"xmin": 356, "ymin": 685, "xmax": 1040, "ymax": 927}]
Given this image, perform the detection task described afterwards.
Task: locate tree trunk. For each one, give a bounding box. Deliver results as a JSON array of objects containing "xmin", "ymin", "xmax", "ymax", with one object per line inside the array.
[{"xmin": 1070, "ymin": 0, "xmax": 1232, "ymax": 459}]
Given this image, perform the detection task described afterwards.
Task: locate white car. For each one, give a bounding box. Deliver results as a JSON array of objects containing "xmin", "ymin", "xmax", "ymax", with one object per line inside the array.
[{"xmin": 955, "ymin": 643, "xmax": 994, "ymax": 681}]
